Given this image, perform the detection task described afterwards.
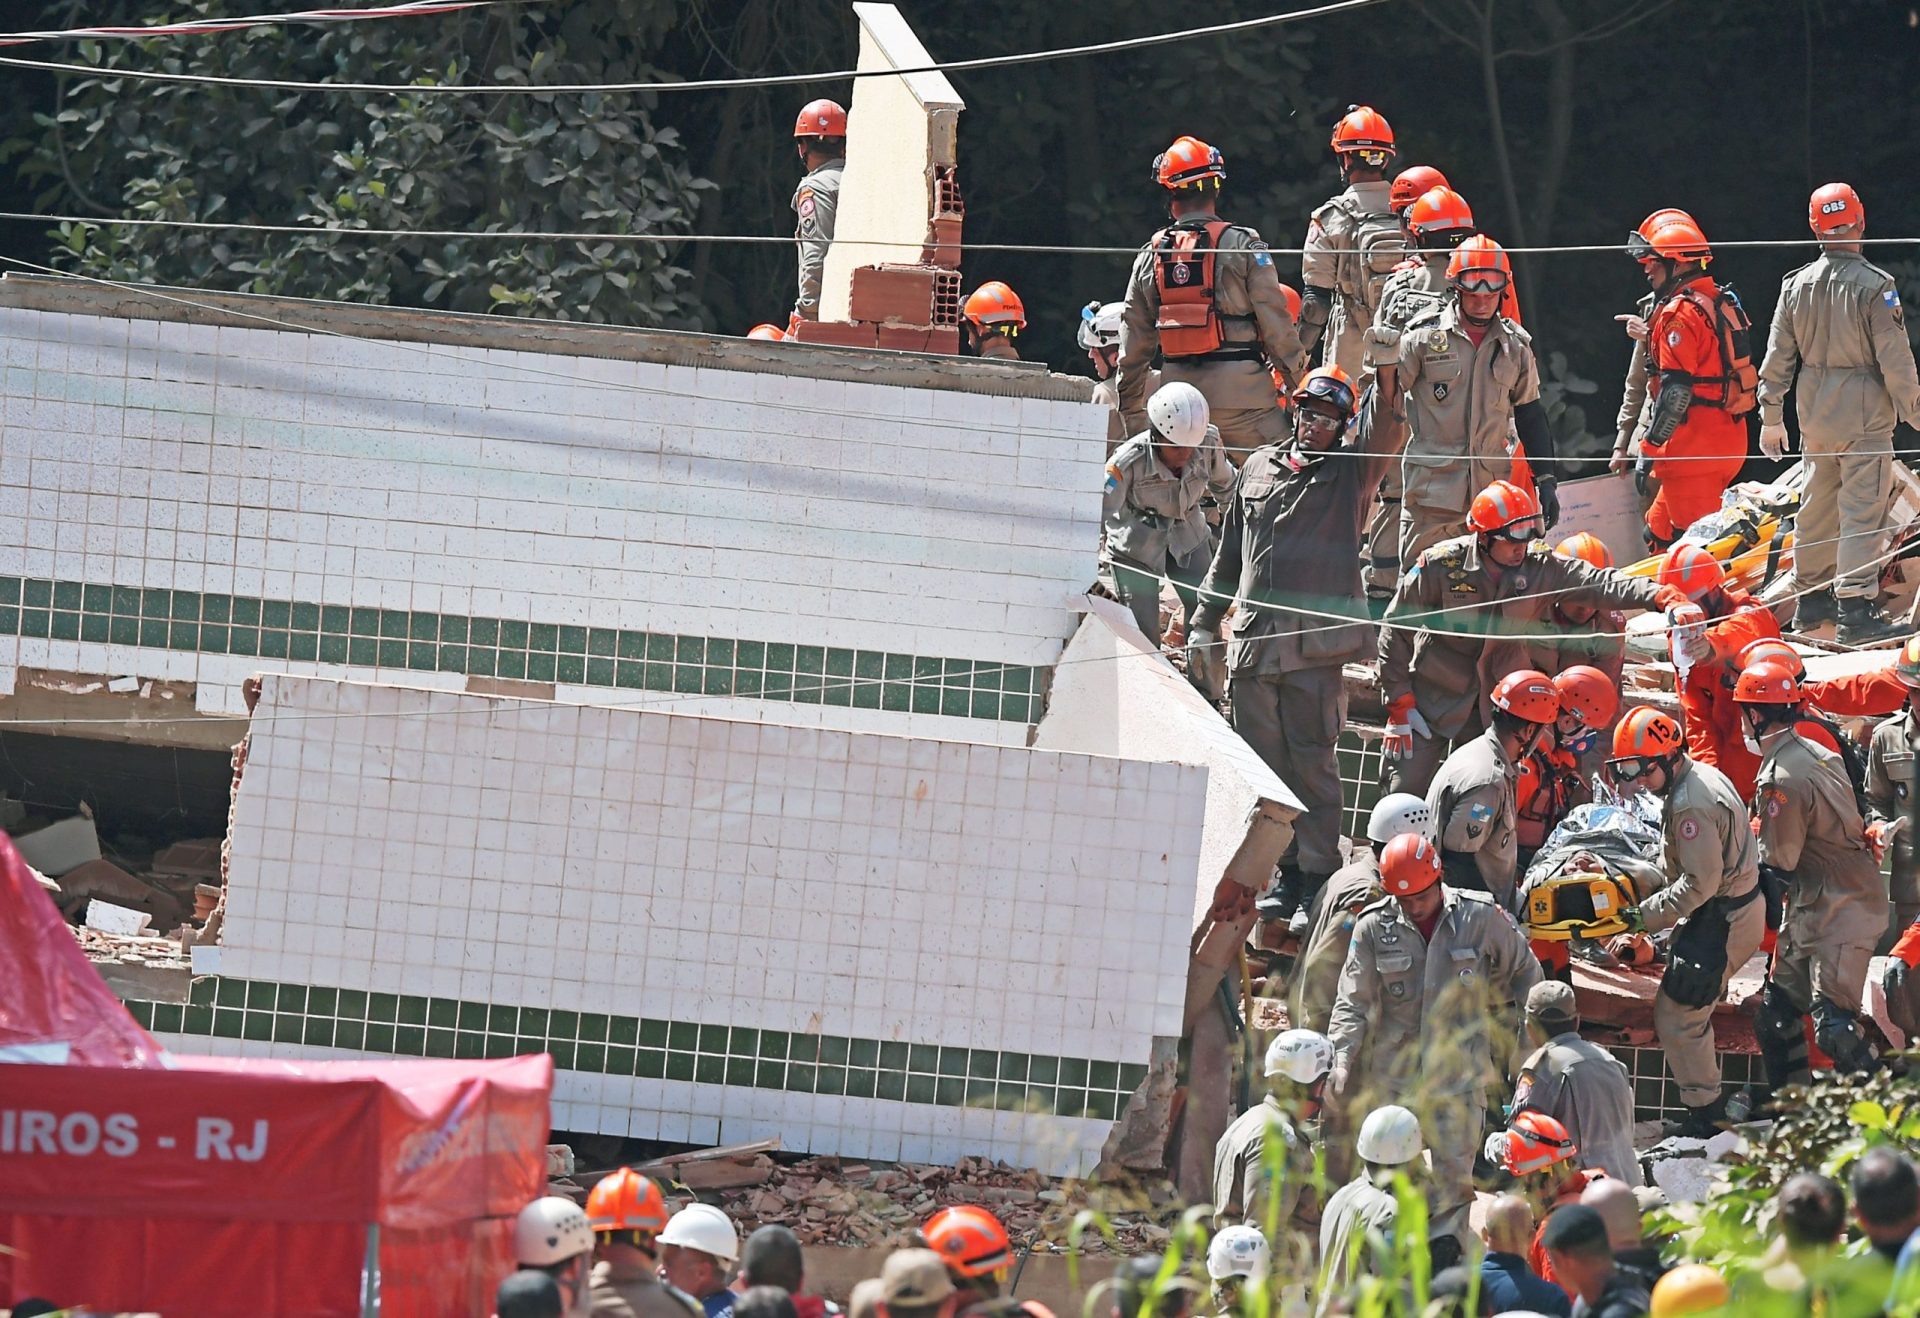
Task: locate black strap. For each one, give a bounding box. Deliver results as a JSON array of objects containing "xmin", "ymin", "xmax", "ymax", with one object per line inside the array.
[{"xmin": 1190, "ymin": 346, "xmax": 1264, "ymax": 363}]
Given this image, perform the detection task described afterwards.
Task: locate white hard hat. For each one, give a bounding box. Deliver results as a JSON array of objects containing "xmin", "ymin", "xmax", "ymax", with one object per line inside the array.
[
  {"xmin": 515, "ymin": 1196, "xmax": 594, "ymax": 1268},
  {"xmin": 658, "ymin": 1202, "xmax": 741, "ymax": 1263},
  {"xmin": 1367, "ymin": 793, "xmax": 1435, "ymax": 845},
  {"xmin": 1146, "ymin": 381, "xmax": 1210, "ymax": 447},
  {"xmin": 1206, "ymin": 1224, "xmax": 1271, "ymax": 1282},
  {"xmin": 1077, "ymin": 299, "xmax": 1126, "ymax": 351},
  {"xmin": 1355, "ymin": 1104, "xmax": 1424, "ymax": 1166},
  {"xmin": 1264, "ymin": 1028, "xmax": 1334, "ymax": 1083}
]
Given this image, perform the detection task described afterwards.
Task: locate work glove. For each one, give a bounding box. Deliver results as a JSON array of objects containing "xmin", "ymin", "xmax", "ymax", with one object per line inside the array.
[
  {"xmin": 1888, "ymin": 959, "xmax": 1913, "ymax": 999},
  {"xmin": 1615, "ymin": 312, "xmax": 1650, "ymax": 342},
  {"xmin": 1535, "ymin": 476, "xmax": 1561, "ymax": 530},
  {"xmin": 1620, "ymin": 905, "xmax": 1647, "ymax": 934},
  {"xmin": 1666, "ymin": 603, "xmax": 1713, "ymax": 666},
  {"xmin": 1634, "ymin": 456, "xmax": 1653, "ymax": 498},
  {"xmin": 1759, "ymin": 422, "xmax": 1792, "ymax": 460},
  {"xmin": 1383, "ymin": 694, "xmax": 1431, "ymax": 760},
  {"xmin": 1186, "ymin": 626, "xmax": 1226, "ymax": 703},
  {"xmin": 1868, "ymin": 817, "xmax": 1908, "ymax": 864},
  {"xmin": 1328, "ymin": 1062, "xmax": 1350, "ymax": 1098},
  {"xmin": 1362, "ymin": 325, "xmax": 1402, "ymax": 371}
]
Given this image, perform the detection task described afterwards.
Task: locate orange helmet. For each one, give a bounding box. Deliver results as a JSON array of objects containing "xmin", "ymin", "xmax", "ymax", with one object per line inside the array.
[
  {"xmin": 1656, "ymin": 543, "xmax": 1724, "ymax": 601},
  {"xmin": 1612, "ymin": 706, "xmax": 1684, "ymax": 760},
  {"xmin": 1897, "ymin": 634, "xmax": 1920, "ymax": 689},
  {"xmin": 1492, "ymin": 669, "xmax": 1560, "ymax": 724},
  {"xmin": 1154, "ymin": 135, "xmax": 1226, "ymax": 189},
  {"xmin": 1380, "ymin": 833, "xmax": 1442, "ymax": 897},
  {"xmin": 923, "ymin": 1205, "xmax": 1013, "ymax": 1279},
  {"xmin": 1553, "ymin": 531, "xmax": 1613, "ymax": 572},
  {"xmin": 1330, "ymin": 105, "xmax": 1395, "ymax": 161},
  {"xmin": 1390, "ymin": 165, "xmax": 1449, "ymax": 214},
  {"xmin": 1554, "ymin": 665, "xmax": 1618, "ymax": 729},
  {"xmin": 1625, "ymin": 207, "xmax": 1697, "ymax": 259},
  {"xmin": 1467, "ymin": 479, "xmax": 1540, "ymax": 535},
  {"xmin": 746, "ymin": 323, "xmax": 788, "ymax": 342},
  {"xmin": 1279, "ymin": 282, "xmax": 1303, "ymax": 323},
  {"xmin": 1650, "ymin": 1264, "xmax": 1731, "ymax": 1318},
  {"xmin": 1733, "ymin": 659, "xmax": 1804, "ymax": 706},
  {"xmin": 1497, "ymin": 1111, "xmax": 1578, "ymax": 1176},
  {"xmin": 1406, "ymin": 188, "xmax": 1475, "ymax": 241},
  {"xmin": 794, "ymin": 99, "xmax": 848, "ymax": 140},
  {"xmin": 1447, "ymin": 235, "xmax": 1512, "ymax": 290},
  {"xmin": 587, "ymin": 1168, "xmax": 670, "ymax": 1237},
  {"xmin": 1736, "ymin": 637, "xmax": 1802, "ymax": 678},
  {"xmin": 1642, "ymin": 217, "xmax": 1712, "ymax": 265},
  {"xmin": 1810, "ymin": 183, "xmax": 1864, "ymax": 234},
  {"xmin": 1293, "ymin": 364, "xmax": 1357, "ymax": 419},
  {"xmin": 963, "ymin": 281, "xmax": 1025, "ymax": 330}
]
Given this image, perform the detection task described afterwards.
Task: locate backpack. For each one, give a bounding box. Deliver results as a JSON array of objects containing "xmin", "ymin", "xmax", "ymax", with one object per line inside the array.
[
  {"xmin": 1328, "ymin": 196, "xmax": 1407, "ymax": 320},
  {"xmin": 1152, "ymin": 218, "xmax": 1234, "ymax": 358},
  {"xmin": 1675, "ymin": 281, "xmax": 1759, "ymax": 415}
]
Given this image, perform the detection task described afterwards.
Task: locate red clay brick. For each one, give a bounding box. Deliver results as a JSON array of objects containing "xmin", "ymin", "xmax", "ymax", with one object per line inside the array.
[
  {"xmin": 789, "ymin": 319, "xmax": 880, "ymax": 349},
  {"xmin": 847, "ymin": 264, "xmax": 944, "ymax": 326}
]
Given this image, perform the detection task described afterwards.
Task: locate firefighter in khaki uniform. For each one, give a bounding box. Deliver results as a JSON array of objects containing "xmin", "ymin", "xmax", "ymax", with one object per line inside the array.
[
  {"xmin": 1739, "ymin": 660, "xmax": 1888, "ymax": 1099},
  {"xmin": 1425, "ymin": 669, "xmax": 1559, "ymax": 910},
  {"xmin": 1758, "ymin": 183, "xmax": 1920, "ymax": 645},
  {"xmin": 1327, "ymin": 833, "xmax": 1541, "ymax": 1266},
  {"xmin": 1864, "ymin": 636, "xmax": 1920, "ymax": 945},
  {"xmin": 1117, "ymin": 136, "xmax": 1307, "ymax": 464},
  {"xmin": 1377, "ymin": 237, "xmax": 1561, "ymax": 571},
  {"xmin": 789, "ymin": 99, "xmax": 846, "ymax": 326},
  {"xmin": 1300, "ymin": 106, "xmax": 1404, "ymax": 378},
  {"xmin": 1609, "ymin": 706, "xmax": 1765, "ymax": 1136}
]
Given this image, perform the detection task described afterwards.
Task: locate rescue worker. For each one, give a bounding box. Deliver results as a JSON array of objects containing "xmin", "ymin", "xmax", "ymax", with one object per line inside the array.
[
  {"xmin": 1212, "ymin": 1028, "xmax": 1333, "ymax": 1231},
  {"xmin": 1426, "ymin": 668, "xmax": 1559, "ymax": 909},
  {"xmin": 963, "ymin": 282, "xmax": 1025, "ymax": 360},
  {"xmin": 790, "ymin": 100, "xmax": 846, "ymax": 326},
  {"xmin": 1511, "ymin": 981, "xmax": 1639, "ymax": 1188},
  {"xmin": 1377, "ymin": 235, "xmax": 1560, "ymax": 571},
  {"xmin": 517, "ymin": 1196, "xmax": 597, "ymax": 1318},
  {"xmin": 1117, "ymin": 136, "xmax": 1307, "ymax": 463},
  {"xmin": 1609, "ymin": 209, "xmax": 1697, "ymax": 498},
  {"xmin": 585, "ymin": 1169, "xmax": 702, "ymax": 1318},
  {"xmin": 1205, "ymin": 1225, "xmax": 1270, "ymax": 1317},
  {"xmin": 1515, "ymin": 665, "xmax": 1618, "ymax": 864},
  {"xmin": 1379, "ymin": 479, "xmax": 1683, "ymax": 796},
  {"xmin": 1080, "ymin": 299, "xmax": 1135, "ymax": 451},
  {"xmin": 1731, "ymin": 638, "xmax": 1869, "ymax": 791},
  {"xmin": 1739, "ymin": 660, "xmax": 1887, "ymax": 1099},
  {"xmin": 1547, "ymin": 533, "xmax": 1629, "ymax": 695},
  {"xmin": 1327, "ymin": 833, "xmax": 1541, "ymax": 1260},
  {"xmin": 1807, "ymin": 638, "xmax": 1912, "ymax": 718},
  {"xmin": 658, "ymin": 1204, "xmax": 741, "ymax": 1318},
  {"xmin": 919, "ymin": 1205, "xmax": 1012, "ymax": 1306},
  {"xmin": 1758, "ymin": 183, "xmax": 1920, "ymax": 644},
  {"xmin": 746, "ymin": 324, "xmax": 787, "ymax": 342},
  {"xmin": 1389, "ymin": 165, "xmax": 1449, "ymax": 218},
  {"xmin": 1883, "ymin": 912, "xmax": 1920, "ymax": 1041},
  {"xmin": 1661, "ymin": 542, "xmax": 1783, "ymax": 800},
  {"xmin": 1630, "ymin": 215, "xmax": 1755, "ymax": 550},
  {"xmin": 1103, "ymin": 382, "xmax": 1236, "ymax": 644},
  {"xmin": 1300, "ymin": 105, "xmax": 1402, "ymax": 377},
  {"xmin": 1865, "ymin": 634, "xmax": 1920, "ymax": 944},
  {"xmin": 1483, "ymin": 1110, "xmax": 1604, "ymax": 1285},
  {"xmin": 1188, "ymin": 365, "xmax": 1404, "ymax": 922},
  {"xmin": 1317, "ymin": 1104, "xmax": 1424, "ymax": 1309},
  {"xmin": 1608, "ymin": 706, "xmax": 1764, "ymax": 1135}
]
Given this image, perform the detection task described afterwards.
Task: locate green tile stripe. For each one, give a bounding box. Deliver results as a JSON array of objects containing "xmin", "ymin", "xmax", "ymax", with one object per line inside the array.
[
  {"xmin": 125, "ymin": 977, "xmax": 1147, "ymax": 1121},
  {"xmin": 0, "ymin": 576, "xmax": 1044, "ymax": 722}
]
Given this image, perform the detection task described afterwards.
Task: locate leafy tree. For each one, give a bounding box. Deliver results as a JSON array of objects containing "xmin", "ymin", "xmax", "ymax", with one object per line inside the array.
[{"xmin": 25, "ymin": 0, "xmax": 712, "ymax": 326}]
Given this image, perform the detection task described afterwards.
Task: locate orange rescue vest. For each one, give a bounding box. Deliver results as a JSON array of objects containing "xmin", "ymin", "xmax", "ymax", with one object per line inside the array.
[
  {"xmin": 1152, "ymin": 219, "xmax": 1236, "ymax": 358},
  {"xmin": 1672, "ymin": 281, "xmax": 1758, "ymax": 415}
]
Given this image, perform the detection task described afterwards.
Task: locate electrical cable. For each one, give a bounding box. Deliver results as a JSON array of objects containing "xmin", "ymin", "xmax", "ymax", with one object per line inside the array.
[{"xmin": 0, "ymin": 2, "xmax": 505, "ymax": 49}]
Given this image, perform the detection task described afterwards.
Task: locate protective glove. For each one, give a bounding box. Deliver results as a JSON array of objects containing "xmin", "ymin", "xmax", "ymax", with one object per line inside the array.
[
  {"xmin": 1888, "ymin": 958, "xmax": 1912, "ymax": 999},
  {"xmin": 1328, "ymin": 1063, "xmax": 1350, "ymax": 1098},
  {"xmin": 1186, "ymin": 625, "xmax": 1225, "ymax": 703},
  {"xmin": 1615, "ymin": 312, "xmax": 1650, "ymax": 342},
  {"xmin": 1362, "ymin": 325, "xmax": 1402, "ymax": 371},
  {"xmin": 1383, "ymin": 694, "xmax": 1431, "ymax": 760},
  {"xmin": 1482, "ymin": 1131, "xmax": 1512, "ymax": 1171},
  {"xmin": 1868, "ymin": 817, "xmax": 1908, "ymax": 864},
  {"xmin": 1666, "ymin": 603, "xmax": 1713, "ymax": 666},
  {"xmin": 1620, "ymin": 905, "xmax": 1647, "ymax": 934},
  {"xmin": 1634, "ymin": 457, "xmax": 1653, "ymax": 498},
  {"xmin": 1759, "ymin": 422, "xmax": 1792, "ymax": 460},
  {"xmin": 1535, "ymin": 477, "xmax": 1561, "ymax": 530}
]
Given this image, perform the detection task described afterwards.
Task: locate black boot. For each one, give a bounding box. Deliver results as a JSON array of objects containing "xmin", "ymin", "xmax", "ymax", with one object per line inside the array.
[
  {"xmin": 1838, "ymin": 595, "xmax": 1909, "ymax": 647},
  {"xmin": 1795, "ymin": 586, "xmax": 1837, "ymax": 630},
  {"xmin": 1288, "ymin": 872, "xmax": 1333, "ymax": 937},
  {"xmin": 1661, "ymin": 1095, "xmax": 1725, "ymax": 1139},
  {"xmin": 1256, "ymin": 863, "xmax": 1304, "ymax": 924}
]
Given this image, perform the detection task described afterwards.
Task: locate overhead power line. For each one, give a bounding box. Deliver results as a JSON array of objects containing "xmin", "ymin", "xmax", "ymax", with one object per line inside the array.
[
  {"xmin": 0, "ymin": 1, "xmax": 504, "ymax": 49},
  {"xmin": 0, "ymin": 0, "xmax": 1392, "ymax": 94}
]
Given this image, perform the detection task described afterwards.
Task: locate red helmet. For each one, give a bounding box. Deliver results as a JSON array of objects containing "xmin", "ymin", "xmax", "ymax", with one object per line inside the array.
[
  {"xmin": 1733, "ymin": 659, "xmax": 1804, "ymax": 706},
  {"xmin": 1736, "ymin": 637, "xmax": 1802, "ymax": 678},
  {"xmin": 1292, "ymin": 364, "xmax": 1357, "ymax": 419},
  {"xmin": 1492, "ymin": 670, "xmax": 1560, "ymax": 725},
  {"xmin": 1406, "ymin": 188, "xmax": 1475, "ymax": 240},
  {"xmin": 922, "ymin": 1205, "xmax": 1013, "ymax": 1279},
  {"xmin": 1330, "ymin": 105, "xmax": 1395, "ymax": 160},
  {"xmin": 1642, "ymin": 217, "xmax": 1712, "ymax": 265},
  {"xmin": 1390, "ymin": 165, "xmax": 1449, "ymax": 214},
  {"xmin": 1279, "ymin": 283, "xmax": 1303, "ymax": 323},
  {"xmin": 746, "ymin": 323, "xmax": 787, "ymax": 342},
  {"xmin": 1656, "ymin": 543, "xmax": 1724, "ymax": 601},
  {"xmin": 1554, "ymin": 665, "xmax": 1619, "ymax": 729},
  {"xmin": 1612, "ymin": 706, "xmax": 1684, "ymax": 760},
  {"xmin": 1553, "ymin": 531, "xmax": 1613, "ymax": 572},
  {"xmin": 963, "ymin": 281, "xmax": 1025, "ymax": 329},
  {"xmin": 794, "ymin": 99, "xmax": 848, "ymax": 140},
  {"xmin": 1498, "ymin": 1111, "xmax": 1578, "ymax": 1176},
  {"xmin": 1447, "ymin": 235, "xmax": 1512, "ymax": 290},
  {"xmin": 1810, "ymin": 183, "xmax": 1864, "ymax": 234},
  {"xmin": 1155, "ymin": 135, "xmax": 1226, "ymax": 189},
  {"xmin": 587, "ymin": 1168, "xmax": 670, "ymax": 1236},
  {"xmin": 1380, "ymin": 833, "xmax": 1442, "ymax": 897},
  {"xmin": 1467, "ymin": 479, "xmax": 1540, "ymax": 534}
]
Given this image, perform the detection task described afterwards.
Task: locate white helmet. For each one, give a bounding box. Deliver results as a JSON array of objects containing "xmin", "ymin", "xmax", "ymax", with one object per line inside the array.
[
  {"xmin": 515, "ymin": 1196, "xmax": 594, "ymax": 1268},
  {"xmin": 1367, "ymin": 793, "xmax": 1435, "ymax": 845},
  {"xmin": 1355, "ymin": 1104, "xmax": 1424, "ymax": 1166},
  {"xmin": 1264, "ymin": 1028, "xmax": 1334, "ymax": 1083},
  {"xmin": 658, "ymin": 1202, "xmax": 741, "ymax": 1263},
  {"xmin": 1146, "ymin": 381, "xmax": 1210, "ymax": 447},
  {"xmin": 1078, "ymin": 299, "xmax": 1126, "ymax": 351},
  {"xmin": 1206, "ymin": 1224, "xmax": 1271, "ymax": 1282}
]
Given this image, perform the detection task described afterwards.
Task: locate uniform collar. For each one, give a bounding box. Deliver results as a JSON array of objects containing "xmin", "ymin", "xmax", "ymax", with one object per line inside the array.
[
  {"xmin": 1823, "ymin": 248, "xmax": 1867, "ymax": 265},
  {"xmin": 1347, "ymin": 180, "xmax": 1394, "ymax": 207},
  {"xmin": 811, "ymin": 156, "xmax": 845, "ymax": 173},
  {"xmin": 1480, "ymin": 723, "xmax": 1516, "ymax": 772}
]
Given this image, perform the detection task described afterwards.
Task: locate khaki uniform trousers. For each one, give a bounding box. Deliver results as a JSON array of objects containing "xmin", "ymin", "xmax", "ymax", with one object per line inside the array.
[
  {"xmin": 1230, "ymin": 663, "xmax": 1348, "ymax": 875},
  {"xmin": 1398, "ymin": 501, "xmax": 1465, "ymax": 581},
  {"xmin": 1797, "ymin": 432, "xmax": 1896, "ymax": 599},
  {"xmin": 1654, "ymin": 897, "xmax": 1767, "ymax": 1108}
]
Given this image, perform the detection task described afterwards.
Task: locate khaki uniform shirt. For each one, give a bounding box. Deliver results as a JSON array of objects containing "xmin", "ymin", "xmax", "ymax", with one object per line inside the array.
[
  {"xmin": 1290, "ymin": 853, "xmax": 1383, "ymax": 1034},
  {"xmin": 1397, "ymin": 303, "xmax": 1541, "ymax": 516},
  {"xmin": 1512, "ymin": 1031, "xmax": 1639, "ymax": 1186},
  {"xmin": 1093, "ymin": 374, "xmax": 1154, "ymax": 452},
  {"xmin": 1191, "ymin": 391, "xmax": 1402, "ymax": 672},
  {"xmin": 1643, "ymin": 758, "xmax": 1758, "ymax": 932},
  {"xmin": 1615, "ymin": 292, "xmax": 1657, "ymax": 446},
  {"xmin": 591, "ymin": 1265, "xmax": 704, "ymax": 1318},
  {"xmin": 1329, "ymin": 887, "xmax": 1541, "ymax": 1099},
  {"xmin": 1302, "ymin": 180, "xmax": 1401, "ymax": 326},
  {"xmin": 790, "ymin": 158, "xmax": 844, "ymax": 320},
  {"xmin": 1211, "ymin": 1094, "xmax": 1312, "ymax": 1229},
  {"xmin": 1378, "ymin": 536, "xmax": 1664, "ymax": 738},
  {"xmin": 1755, "ymin": 732, "xmax": 1887, "ymax": 948},
  {"xmin": 1757, "ymin": 249, "xmax": 1920, "ymax": 438},
  {"xmin": 1317, "ymin": 1176, "xmax": 1400, "ymax": 1311},
  {"xmin": 1117, "ymin": 216, "xmax": 1308, "ymax": 422},
  {"xmin": 1427, "ymin": 725, "xmax": 1521, "ymax": 907},
  {"xmin": 1867, "ymin": 707, "xmax": 1920, "ymax": 906},
  {"xmin": 1103, "ymin": 425, "xmax": 1236, "ymax": 566}
]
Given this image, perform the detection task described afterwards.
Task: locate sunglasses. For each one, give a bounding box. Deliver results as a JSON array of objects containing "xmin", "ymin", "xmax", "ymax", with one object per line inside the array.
[
  {"xmin": 1454, "ymin": 271, "xmax": 1510, "ymax": 293},
  {"xmin": 1607, "ymin": 757, "xmax": 1652, "ymax": 781},
  {"xmin": 1486, "ymin": 519, "xmax": 1541, "ymax": 543}
]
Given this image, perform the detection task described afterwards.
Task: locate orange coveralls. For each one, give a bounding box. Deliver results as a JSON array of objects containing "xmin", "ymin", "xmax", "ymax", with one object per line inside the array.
[
  {"xmin": 1676, "ymin": 587, "xmax": 1780, "ymax": 800},
  {"xmin": 1645, "ymin": 275, "xmax": 1749, "ymax": 545}
]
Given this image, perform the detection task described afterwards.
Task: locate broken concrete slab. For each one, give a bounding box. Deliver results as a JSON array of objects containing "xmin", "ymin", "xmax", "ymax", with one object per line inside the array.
[
  {"xmin": 56, "ymin": 857, "xmax": 187, "ymax": 930},
  {"xmin": 85, "ymin": 899, "xmax": 153, "ymax": 935},
  {"xmin": 12, "ymin": 814, "xmax": 102, "ymax": 877}
]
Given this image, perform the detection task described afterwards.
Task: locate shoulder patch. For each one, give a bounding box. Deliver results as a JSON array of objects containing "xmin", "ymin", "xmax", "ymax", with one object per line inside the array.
[
  {"xmin": 1887, "ymin": 288, "xmax": 1902, "ymax": 309},
  {"xmin": 1104, "ymin": 462, "xmax": 1122, "ymax": 494},
  {"xmin": 1679, "ymin": 816, "xmax": 1699, "ymax": 840},
  {"xmin": 1468, "ymin": 801, "xmax": 1494, "ymax": 821},
  {"xmin": 797, "ymin": 190, "xmax": 815, "ymax": 219}
]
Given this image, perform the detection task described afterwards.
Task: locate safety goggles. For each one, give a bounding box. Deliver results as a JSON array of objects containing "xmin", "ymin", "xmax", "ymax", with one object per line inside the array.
[
  {"xmin": 1453, "ymin": 270, "xmax": 1510, "ymax": 294},
  {"xmin": 1625, "ymin": 230, "xmax": 1655, "ymax": 261},
  {"xmin": 1296, "ymin": 376, "xmax": 1356, "ymax": 416},
  {"xmin": 1297, "ymin": 404, "xmax": 1347, "ymax": 431},
  {"xmin": 1607, "ymin": 756, "xmax": 1653, "ymax": 782},
  {"xmin": 1485, "ymin": 518, "xmax": 1541, "ymax": 544}
]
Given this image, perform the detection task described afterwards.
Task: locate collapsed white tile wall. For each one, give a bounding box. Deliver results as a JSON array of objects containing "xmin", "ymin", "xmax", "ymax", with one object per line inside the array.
[{"xmin": 207, "ymin": 674, "xmax": 1206, "ymax": 1174}]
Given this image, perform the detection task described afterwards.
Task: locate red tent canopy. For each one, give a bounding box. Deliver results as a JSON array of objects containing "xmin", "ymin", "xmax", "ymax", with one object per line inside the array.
[{"xmin": 0, "ymin": 833, "xmax": 552, "ymax": 1316}]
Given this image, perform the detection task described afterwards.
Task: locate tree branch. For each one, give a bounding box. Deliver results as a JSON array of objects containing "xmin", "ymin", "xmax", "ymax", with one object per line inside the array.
[{"xmin": 1410, "ymin": 0, "xmax": 1481, "ymax": 52}]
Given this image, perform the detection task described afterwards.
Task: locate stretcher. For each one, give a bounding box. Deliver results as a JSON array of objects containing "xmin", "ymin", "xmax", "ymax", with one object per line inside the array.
[{"xmin": 1523, "ymin": 868, "xmax": 1638, "ymax": 942}]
